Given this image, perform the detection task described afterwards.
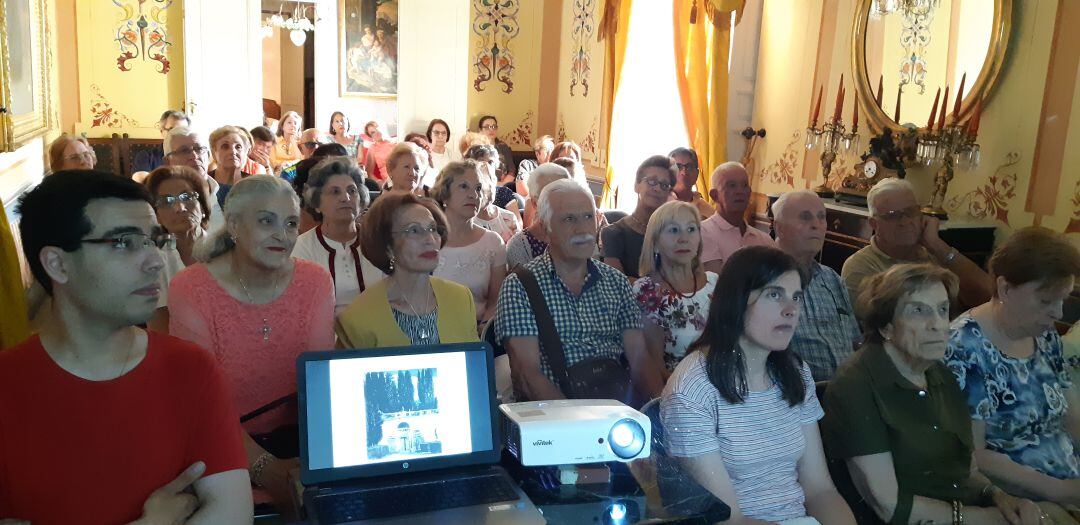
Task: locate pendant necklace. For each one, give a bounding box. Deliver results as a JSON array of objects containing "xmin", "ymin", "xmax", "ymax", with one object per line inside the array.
[
  {"xmin": 398, "ymin": 280, "xmax": 435, "ymax": 341},
  {"xmin": 238, "ymin": 270, "xmax": 282, "ymax": 342}
]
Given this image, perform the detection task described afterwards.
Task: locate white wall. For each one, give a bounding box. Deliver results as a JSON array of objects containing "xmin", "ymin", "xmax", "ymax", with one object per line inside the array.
[{"xmin": 312, "ymin": 0, "xmax": 471, "ymax": 138}]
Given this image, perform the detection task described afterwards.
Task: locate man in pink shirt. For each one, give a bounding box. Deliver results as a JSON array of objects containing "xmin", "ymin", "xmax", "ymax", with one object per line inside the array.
[{"xmin": 700, "ymin": 161, "xmax": 774, "ymax": 274}]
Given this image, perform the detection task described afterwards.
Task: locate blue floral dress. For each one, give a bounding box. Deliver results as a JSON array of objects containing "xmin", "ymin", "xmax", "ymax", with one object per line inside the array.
[{"xmin": 945, "ymin": 315, "xmax": 1078, "ymax": 479}]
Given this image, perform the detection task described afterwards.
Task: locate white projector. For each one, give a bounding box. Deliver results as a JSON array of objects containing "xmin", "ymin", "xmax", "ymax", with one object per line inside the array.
[{"xmin": 500, "ymin": 399, "xmax": 651, "ymax": 466}]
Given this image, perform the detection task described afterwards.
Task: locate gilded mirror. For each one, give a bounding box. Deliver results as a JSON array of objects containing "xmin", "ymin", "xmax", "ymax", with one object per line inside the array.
[
  {"xmin": 853, "ymin": 0, "xmax": 1011, "ymax": 133},
  {"xmin": 0, "ymin": 0, "xmax": 54, "ymax": 152}
]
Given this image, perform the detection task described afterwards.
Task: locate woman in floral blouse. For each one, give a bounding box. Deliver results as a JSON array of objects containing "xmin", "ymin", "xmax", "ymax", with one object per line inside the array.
[
  {"xmin": 945, "ymin": 227, "xmax": 1080, "ymax": 515},
  {"xmin": 633, "ymin": 201, "xmax": 717, "ymax": 376}
]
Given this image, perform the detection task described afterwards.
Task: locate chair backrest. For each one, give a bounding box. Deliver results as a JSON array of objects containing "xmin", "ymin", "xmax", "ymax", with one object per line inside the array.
[{"xmin": 602, "ymin": 209, "xmax": 628, "ymax": 225}]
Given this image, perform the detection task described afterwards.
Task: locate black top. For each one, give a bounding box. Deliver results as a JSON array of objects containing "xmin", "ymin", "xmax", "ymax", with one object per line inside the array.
[{"xmin": 600, "ymin": 218, "xmax": 645, "ymax": 278}]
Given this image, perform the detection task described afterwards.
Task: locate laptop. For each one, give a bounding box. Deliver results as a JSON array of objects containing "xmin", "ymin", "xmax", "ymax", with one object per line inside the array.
[{"xmin": 298, "ymin": 343, "xmax": 545, "ymax": 524}]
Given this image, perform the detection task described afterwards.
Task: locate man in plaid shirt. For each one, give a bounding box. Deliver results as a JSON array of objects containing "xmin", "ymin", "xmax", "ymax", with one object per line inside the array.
[
  {"xmin": 495, "ymin": 179, "xmax": 664, "ymax": 401},
  {"xmin": 773, "ymin": 190, "xmax": 862, "ymax": 380}
]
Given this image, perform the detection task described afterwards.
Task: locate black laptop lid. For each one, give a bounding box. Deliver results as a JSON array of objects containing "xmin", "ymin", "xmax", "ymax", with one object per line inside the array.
[{"xmin": 298, "ymin": 343, "xmax": 499, "ymax": 486}]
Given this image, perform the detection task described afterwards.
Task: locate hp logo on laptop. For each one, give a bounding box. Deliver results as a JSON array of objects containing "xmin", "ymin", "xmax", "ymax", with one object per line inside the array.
[{"xmin": 402, "ymin": 462, "xmax": 409, "ymax": 469}]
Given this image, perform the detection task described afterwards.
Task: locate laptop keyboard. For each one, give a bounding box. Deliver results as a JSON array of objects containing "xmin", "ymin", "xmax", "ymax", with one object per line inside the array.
[{"xmin": 314, "ymin": 473, "xmax": 521, "ymax": 523}]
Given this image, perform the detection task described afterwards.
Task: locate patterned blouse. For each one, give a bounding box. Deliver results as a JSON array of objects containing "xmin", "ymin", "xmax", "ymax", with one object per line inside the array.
[
  {"xmin": 945, "ymin": 315, "xmax": 1078, "ymax": 479},
  {"xmin": 633, "ymin": 272, "xmax": 718, "ymax": 371}
]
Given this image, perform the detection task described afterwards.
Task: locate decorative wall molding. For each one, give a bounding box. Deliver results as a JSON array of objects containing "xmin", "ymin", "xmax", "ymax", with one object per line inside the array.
[
  {"xmin": 569, "ymin": 0, "xmax": 595, "ymax": 97},
  {"xmin": 500, "ymin": 110, "xmax": 534, "ymax": 148},
  {"xmin": 89, "ymin": 84, "xmax": 139, "ymax": 128},
  {"xmin": 472, "ymin": 0, "xmax": 519, "ymax": 93},
  {"xmin": 114, "ymin": 0, "xmax": 174, "ymax": 74},
  {"xmin": 759, "ymin": 129, "xmax": 802, "ymax": 188},
  {"xmin": 946, "ymin": 152, "xmax": 1019, "ymax": 225}
]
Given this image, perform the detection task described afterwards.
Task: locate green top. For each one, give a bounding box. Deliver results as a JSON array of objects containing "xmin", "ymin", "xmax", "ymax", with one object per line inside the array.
[{"xmin": 821, "ymin": 342, "xmax": 982, "ymax": 525}]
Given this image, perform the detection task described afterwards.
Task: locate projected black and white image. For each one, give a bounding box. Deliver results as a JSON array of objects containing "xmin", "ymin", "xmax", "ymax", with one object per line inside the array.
[{"xmin": 365, "ymin": 368, "xmax": 442, "ymax": 460}]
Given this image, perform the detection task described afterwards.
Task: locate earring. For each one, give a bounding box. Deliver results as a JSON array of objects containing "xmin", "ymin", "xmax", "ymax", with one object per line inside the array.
[
  {"xmin": 653, "ymin": 251, "xmax": 661, "ymax": 268},
  {"xmin": 388, "ymin": 254, "xmax": 395, "ymax": 273}
]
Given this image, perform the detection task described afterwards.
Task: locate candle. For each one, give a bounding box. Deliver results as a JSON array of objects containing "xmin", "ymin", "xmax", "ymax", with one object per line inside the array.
[
  {"xmin": 927, "ymin": 87, "xmax": 940, "ymax": 130},
  {"xmin": 833, "ymin": 74, "xmax": 845, "ymax": 122},
  {"xmin": 953, "ymin": 72, "xmax": 967, "ymax": 117},
  {"xmin": 938, "ymin": 84, "xmax": 950, "ymax": 130},
  {"xmin": 968, "ymin": 100, "xmax": 982, "ymax": 139},
  {"xmin": 893, "ymin": 84, "xmax": 902, "ymax": 123},
  {"xmin": 876, "ymin": 75, "xmax": 884, "ymax": 108},
  {"xmin": 811, "ymin": 85, "xmax": 823, "ymax": 126},
  {"xmin": 852, "ymin": 85, "xmax": 859, "ymax": 128}
]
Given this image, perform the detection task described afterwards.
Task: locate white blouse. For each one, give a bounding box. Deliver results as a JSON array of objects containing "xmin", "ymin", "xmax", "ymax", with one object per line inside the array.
[
  {"xmin": 433, "ymin": 230, "xmax": 507, "ymax": 320},
  {"xmin": 292, "ymin": 227, "xmax": 385, "ymax": 316}
]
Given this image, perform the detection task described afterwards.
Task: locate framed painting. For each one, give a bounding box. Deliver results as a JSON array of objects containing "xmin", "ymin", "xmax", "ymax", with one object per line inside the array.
[
  {"xmin": 0, "ymin": 0, "xmax": 54, "ymax": 152},
  {"xmin": 339, "ymin": 0, "xmax": 399, "ymax": 97}
]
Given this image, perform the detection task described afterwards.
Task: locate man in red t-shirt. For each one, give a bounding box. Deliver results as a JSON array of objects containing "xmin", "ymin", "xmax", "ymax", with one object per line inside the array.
[{"xmin": 0, "ymin": 171, "xmax": 251, "ymax": 524}]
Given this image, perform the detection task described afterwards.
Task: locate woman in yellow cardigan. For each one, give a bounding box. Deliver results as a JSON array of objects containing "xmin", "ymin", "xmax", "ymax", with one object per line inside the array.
[{"xmin": 336, "ymin": 191, "xmax": 478, "ymax": 348}]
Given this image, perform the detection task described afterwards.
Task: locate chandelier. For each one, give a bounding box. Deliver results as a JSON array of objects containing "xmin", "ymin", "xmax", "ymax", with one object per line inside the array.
[
  {"xmin": 261, "ymin": 1, "xmax": 318, "ymax": 46},
  {"xmin": 871, "ymin": 0, "xmax": 941, "ymax": 17}
]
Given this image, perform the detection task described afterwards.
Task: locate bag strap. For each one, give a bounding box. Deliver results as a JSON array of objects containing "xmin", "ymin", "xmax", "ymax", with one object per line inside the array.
[
  {"xmin": 240, "ymin": 392, "xmax": 296, "ymax": 424},
  {"xmin": 511, "ymin": 266, "xmax": 573, "ymax": 396}
]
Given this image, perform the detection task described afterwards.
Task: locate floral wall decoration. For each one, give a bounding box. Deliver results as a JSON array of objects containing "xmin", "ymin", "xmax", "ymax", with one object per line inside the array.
[
  {"xmin": 569, "ymin": 0, "xmax": 595, "ymax": 97},
  {"xmin": 556, "ymin": 114, "xmax": 567, "ymax": 143},
  {"xmin": 580, "ymin": 118, "xmax": 599, "ymax": 158},
  {"xmin": 472, "ymin": 0, "xmax": 520, "ymax": 94},
  {"xmin": 946, "ymin": 152, "xmax": 1019, "ymax": 225},
  {"xmin": 500, "ymin": 110, "xmax": 535, "ymax": 148},
  {"xmin": 1066, "ymin": 178, "xmax": 1080, "ymax": 234},
  {"xmin": 114, "ymin": 0, "xmax": 173, "ymax": 74},
  {"xmin": 758, "ymin": 129, "xmax": 802, "ymax": 188},
  {"xmin": 89, "ymin": 84, "xmax": 140, "ymax": 128}
]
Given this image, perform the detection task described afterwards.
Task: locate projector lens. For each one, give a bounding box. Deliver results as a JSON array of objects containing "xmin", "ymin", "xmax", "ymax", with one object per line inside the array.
[
  {"xmin": 609, "ymin": 503, "xmax": 627, "ymax": 521},
  {"xmin": 608, "ymin": 419, "xmax": 646, "ymax": 459}
]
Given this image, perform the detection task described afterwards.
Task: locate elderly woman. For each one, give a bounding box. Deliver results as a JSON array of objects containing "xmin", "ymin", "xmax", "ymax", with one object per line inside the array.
[
  {"xmin": 551, "ymin": 140, "xmax": 582, "ymax": 162},
  {"xmin": 335, "ymin": 192, "xmax": 478, "ymax": 348},
  {"xmin": 209, "ymin": 125, "xmax": 256, "ymax": 206},
  {"xmin": 464, "ymin": 144, "xmax": 522, "ymax": 240},
  {"xmin": 602, "ymin": 155, "xmax": 677, "ymax": 278},
  {"xmin": 293, "ymin": 157, "xmax": 384, "ymax": 316},
  {"xmin": 822, "ymin": 263, "xmax": 1047, "ymax": 525},
  {"xmin": 168, "ymin": 175, "xmax": 335, "ymax": 520},
  {"xmin": 945, "ymin": 227, "xmax": 1080, "ymax": 515},
  {"xmin": 661, "ymin": 245, "xmax": 855, "ymax": 525},
  {"xmin": 506, "ymin": 163, "xmax": 572, "ymax": 268},
  {"xmin": 426, "ymin": 119, "xmax": 459, "ymax": 174},
  {"xmin": 328, "ymin": 111, "xmax": 361, "ymax": 159},
  {"xmin": 47, "ymin": 135, "xmax": 96, "ymax": 173},
  {"xmin": 430, "ymin": 160, "xmax": 507, "ymax": 324},
  {"xmin": 512, "ymin": 135, "xmax": 555, "ymax": 198},
  {"xmin": 383, "ymin": 142, "xmax": 428, "ymax": 196},
  {"xmin": 362, "ymin": 121, "xmax": 396, "ymax": 184},
  {"xmin": 270, "ymin": 111, "xmax": 303, "ymax": 172},
  {"xmin": 633, "ymin": 201, "xmax": 716, "ymax": 375}
]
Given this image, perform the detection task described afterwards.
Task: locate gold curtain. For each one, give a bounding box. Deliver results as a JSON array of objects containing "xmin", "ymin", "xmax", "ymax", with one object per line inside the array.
[
  {"xmin": 598, "ymin": 0, "xmax": 634, "ymax": 209},
  {"xmin": 0, "ymin": 209, "xmax": 29, "ymax": 349},
  {"xmin": 673, "ymin": 0, "xmax": 745, "ymax": 202}
]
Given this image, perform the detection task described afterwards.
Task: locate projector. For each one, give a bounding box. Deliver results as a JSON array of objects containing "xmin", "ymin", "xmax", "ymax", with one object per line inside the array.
[{"xmin": 500, "ymin": 399, "xmax": 650, "ymax": 466}]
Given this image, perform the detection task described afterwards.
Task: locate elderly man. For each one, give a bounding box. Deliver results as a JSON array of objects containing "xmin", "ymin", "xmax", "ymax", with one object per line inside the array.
[
  {"xmin": 298, "ymin": 128, "xmax": 325, "ymax": 159},
  {"xmin": 2, "ymin": 171, "xmax": 251, "ymax": 524},
  {"xmin": 495, "ymin": 178, "xmax": 663, "ymax": 402},
  {"xmin": 700, "ymin": 161, "xmax": 774, "ymax": 273},
  {"xmin": 841, "ymin": 177, "xmax": 992, "ymax": 310},
  {"xmin": 669, "ymin": 147, "xmax": 713, "ymax": 218},
  {"xmin": 132, "ymin": 110, "xmax": 192, "ymax": 176},
  {"xmin": 773, "ymin": 190, "xmax": 861, "ymax": 380},
  {"xmin": 163, "ymin": 126, "xmax": 224, "ymax": 232}
]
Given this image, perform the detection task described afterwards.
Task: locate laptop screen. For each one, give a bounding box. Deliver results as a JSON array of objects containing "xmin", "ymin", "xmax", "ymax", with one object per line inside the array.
[{"xmin": 298, "ymin": 343, "xmax": 498, "ymax": 484}]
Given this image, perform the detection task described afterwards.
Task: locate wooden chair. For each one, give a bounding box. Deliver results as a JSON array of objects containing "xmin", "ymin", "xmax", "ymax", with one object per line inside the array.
[{"xmin": 85, "ymin": 134, "xmax": 124, "ymax": 178}]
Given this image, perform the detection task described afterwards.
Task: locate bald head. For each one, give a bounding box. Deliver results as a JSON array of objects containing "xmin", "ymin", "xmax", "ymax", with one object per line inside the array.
[
  {"xmin": 707, "ymin": 161, "xmax": 751, "ymax": 217},
  {"xmin": 299, "ymin": 128, "xmax": 323, "ymax": 158},
  {"xmin": 773, "ymin": 190, "xmax": 826, "ymax": 260}
]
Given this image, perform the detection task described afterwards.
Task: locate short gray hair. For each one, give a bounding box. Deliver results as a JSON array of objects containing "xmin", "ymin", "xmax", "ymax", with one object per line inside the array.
[
  {"xmin": 195, "ymin": 175, "xmax": 299, "ymax": 262},
  {"xmin": 304, "ymin": 157, "xmax": 369, "ymax": 220},
  {"xmin": 771, "ymin": 189, "xmax": 821, "ymax": 222},
  {"xmin": 537, "ymin": 178, "xmax": 594, "ymax": 227},
  {"xmin": 866, "ymin": 178, "xmax": 915, "ymax": 216},
  {"xmin": 163, "ymin": 126, "xmax": 202, "ymax": 156},
  {"xmin": 710, "ymin": 161, "xmax": 747, "ymax": 190},
  {"xmin": 526, "ymin": 163, "xmax": 571, "ymax": 198}
]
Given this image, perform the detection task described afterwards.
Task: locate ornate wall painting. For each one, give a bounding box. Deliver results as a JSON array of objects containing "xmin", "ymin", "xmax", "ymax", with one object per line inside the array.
[
  {"xmin": 113, "ymin": 0, "xmax": 173, "ymax": 74},
  {"xmin": 569, "ymin": 0, "xmax": 594, "ymax": 97},
  {"xmin": 556, "ymin": 114, "xmax": 567, "ymax": 143},
  {"xmin": 946, "ymin": 152, "xmax": 1019, "ymax": 225},
  {"xmin": 580, "ymin": 118, "xmax": 598, "ymax": 158},
  {"xmin": 340, "ymin": 0, "xmax": 399, "ymax": 97},
  {"xmin": 89, "ymin": 84, "xmax": 139, "ymax": 129},
  {"xmin": 499, "ymin": 110, "xmax": 534, "ymax": 149},
  {"xmin": 472, "ymin": 0, "xmax": 519, "ymax": 94},
  {"xmin": 758, "ymin": 130, "xmax": 802, "ymax": 188},
  {"xmin": 1064, "ymin": 178, "xmax": 1080, "ymax": 234}
]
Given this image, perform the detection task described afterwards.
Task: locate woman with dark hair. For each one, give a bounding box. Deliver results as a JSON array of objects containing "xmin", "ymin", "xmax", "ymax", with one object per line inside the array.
[
  {"xmin": 945, "ymin": 227, "xmax": 1080, "ymax": 516},
  {"xmin": 602, "ymin": 155, "xmax": 677, "ymax": 278},
  {"xmin": 361, "ymin": 121, "xmax": 396, "ymax": 184},
  {"xmin": 293, "ymin": 157, "xmax": 383, "ymax": 316},
  {"xmin": 822, "ymin": 263, "xmax": 1048, "ymax": 525},
  {"xmin": 661, "ymin": 245, "xmax": 854, "ymax": 525},
  {"xmin": 426, "ymin": 119, "xmax": 458, "ymax": 173},
  {"xmin": 328, "ymin": 111, "xmax": 361, "ymax": 159}
]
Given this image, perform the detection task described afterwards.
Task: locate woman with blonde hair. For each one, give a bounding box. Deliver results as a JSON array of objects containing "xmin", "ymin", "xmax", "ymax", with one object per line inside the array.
[
  {"xmin": 633, "ymin": 200, "xmax": 717, "ymax": 374},
  {"xmin": 47, "ymin": 134, "xmax": 96, "ymax": 173},
  {"xmin": 208, "ymin": 125, "xmax": 256, "ymax": 206},
  {"xmin": 270, "ymin": 111, "xmax": 303, "ymax": 171},
  {"xmin": 383, "ymin": 142, "xmax": 428, "ymax": 196}
]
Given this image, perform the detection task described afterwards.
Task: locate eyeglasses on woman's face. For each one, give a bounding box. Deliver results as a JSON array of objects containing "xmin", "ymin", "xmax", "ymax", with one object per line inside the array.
[{"xmin": 154, "ymin": 191, "xmax": 198, "ymax": 209}]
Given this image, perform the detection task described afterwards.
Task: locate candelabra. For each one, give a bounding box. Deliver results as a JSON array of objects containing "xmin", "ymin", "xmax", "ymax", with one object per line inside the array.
[
  {"xmin": 806, "ymin": 119, "xmax": 859, "ymax": 199},
  {"xmin": 917, "ymin": 124, "xmax": 979, "ymax": 219}
]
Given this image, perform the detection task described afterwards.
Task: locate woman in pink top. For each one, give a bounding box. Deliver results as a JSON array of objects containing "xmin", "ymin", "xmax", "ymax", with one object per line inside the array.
[{"xmin": 168, "ymin": 175, "xmax": 335, "ymax": 520}]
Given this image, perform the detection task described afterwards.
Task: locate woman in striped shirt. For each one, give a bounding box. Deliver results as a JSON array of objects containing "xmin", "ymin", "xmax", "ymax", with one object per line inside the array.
[{"xmin": 660, "ymin": 246, "xmax": 855, "ymax": 525}]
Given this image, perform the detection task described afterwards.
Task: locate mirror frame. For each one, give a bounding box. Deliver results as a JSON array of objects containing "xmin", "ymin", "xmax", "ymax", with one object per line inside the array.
[
  {"xmin": 0, "ymin": 0, "xmax": 55, "ymax": 153},
  {"xmin": 852, "ymin": 0, "xmax": 1012, "ymax": 134}
]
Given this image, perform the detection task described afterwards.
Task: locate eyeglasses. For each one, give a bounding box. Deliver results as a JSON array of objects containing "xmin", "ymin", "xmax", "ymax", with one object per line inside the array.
[
  {"xmin": 431, "ymin": 130, "xmax": 449, "ymax": 137},
  {"xmin": 79, "ymin": 232, "xmax": 176, "ymax": 253},
  {"xmin": 301, "ymin": 141, "xmax": 321, "ymax": 150},
  {"xmin": 481, "ymin": 124, "xmax": 498, "ymax": 131},
  {"xmin": 874, "ymin": 206, "xmax": 922, "ymax": 222},
  {"xmin": 674, "ymin": 162, "xmax": 698, "ymax": 173},
  {"xmin": 154, "ymin": 191, "xmax": 198, "ymax": 209},
  {"xmin": 393, "ymin": 224, "xmax": 446, "ymax": 239},
  {"xmin": 167, "ymin": 145, "xmax": 208, "ymax": 157},
  {"xmin": 64, "ymin": 151, "xmax": 96, "ymax": 162},
  {"xmin": 642, "ymin": 178, "xmax": 674, "ymax": 191}
]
